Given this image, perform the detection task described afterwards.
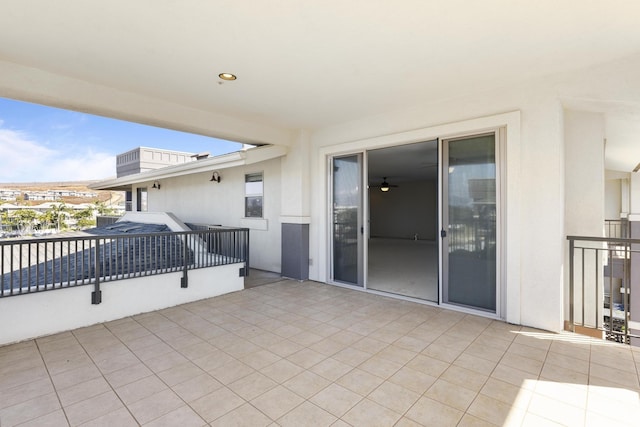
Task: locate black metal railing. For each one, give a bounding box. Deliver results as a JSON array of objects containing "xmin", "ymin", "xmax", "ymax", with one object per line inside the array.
[
  {"xmin": 605, "ymin": 219, "xmax": 630, "ymax": 239},
  {"xmin": 186, "ymin": 223, "xmax": 250, "ymax": 275},
  {"xmin": 1, "ymin": 227, "xmax": 249, "ymax": 303},
  {"xmin": 567, "ymin": 235, "xmax": 638, "ymax": 344},
  {"xmin": 447, "ymin": 218, "xmax": 497, "ymax": 253}
]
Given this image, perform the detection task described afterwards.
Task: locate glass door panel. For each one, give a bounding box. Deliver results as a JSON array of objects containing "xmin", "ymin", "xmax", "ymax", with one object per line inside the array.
[
  {"xmin": 332, "ymin": 154, "xmax": 363, "ymax": 286},
  {"xmin": 442, "ymin": 134, "xmax": 497, "ymax": 312}
]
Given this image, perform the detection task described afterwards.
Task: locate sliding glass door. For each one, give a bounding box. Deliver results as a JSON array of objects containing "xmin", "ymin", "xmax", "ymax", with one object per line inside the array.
[
  {"xmin": 442, "ymin": 134, "xmax": 498, "ymax": 312},
  {"xmin": 332, "ymin": 154, "xmax": 364, "ymax": 286},
  {"xmin": 328, "ymin": 132, "xmax": 500, "ymax": 314}
]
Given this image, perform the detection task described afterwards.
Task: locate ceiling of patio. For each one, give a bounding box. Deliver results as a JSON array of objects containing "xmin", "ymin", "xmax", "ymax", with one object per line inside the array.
[{"xmin": 1, "ymin": 1, "xmax": 640, "ymax": 170}]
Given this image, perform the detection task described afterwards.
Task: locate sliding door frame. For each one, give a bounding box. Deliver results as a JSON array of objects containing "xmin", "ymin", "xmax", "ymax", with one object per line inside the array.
[
  {"xmin": 439, "ymin": 128, "xmax": 504, "ymax": 317},
  {"xmin": 319, "ymin": 112, "xmax": 518, "ymax": 323}
]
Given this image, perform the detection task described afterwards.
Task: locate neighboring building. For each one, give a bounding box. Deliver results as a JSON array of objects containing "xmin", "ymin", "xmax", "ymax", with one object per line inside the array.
[
  {"xmin": 22, "ymin": 191, "xmax": 57, "ymax": 201},
  {"xmin": 1, "ymin": 202, "xmax": 95, "ymax": 214},
  {"xmin": 3, "ymin": 3, "xmax": 640, "ymax": 338},
  {"xmin": 116, "ymin": 147, "xmax": 199, "ymax": 178},
  {"xmin": 0, "ymin": 189, "xmax": 21, "ymax": 201},
  {"xmin": 116, "ymin": 147, "xmax": 204, "ymax": 211},
  {"xmin": 16, "ymin": 190, "xmax": 99, "ymax": 201}
]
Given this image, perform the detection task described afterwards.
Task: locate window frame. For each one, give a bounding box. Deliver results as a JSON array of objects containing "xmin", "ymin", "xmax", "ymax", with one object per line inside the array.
[
  {"xmin": 244, "ymin": 172, "xmax": 264, "ymax": 218},
  {"xmin": 136, "ymin": 187, "xmax": 148, "ymax": 212}
]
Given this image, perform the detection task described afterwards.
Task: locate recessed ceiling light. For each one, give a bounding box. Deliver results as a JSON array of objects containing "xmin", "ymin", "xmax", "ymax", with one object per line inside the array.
[{"xmin": 218, "ymin": 73, "xmax": 237, "ymax": 81}]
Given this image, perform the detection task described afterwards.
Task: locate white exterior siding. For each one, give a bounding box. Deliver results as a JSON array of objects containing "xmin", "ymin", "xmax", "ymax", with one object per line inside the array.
[
  {"xmin": 50, "ymin": 46, "xmax": 640, "ymax": 335},
  {"xmin": 302, "ymin": 58, "xmax": 629, "ymax": 332},
  {"xmin": 133, "ymin": 157, "xmax": 283, "ymax": 273}
]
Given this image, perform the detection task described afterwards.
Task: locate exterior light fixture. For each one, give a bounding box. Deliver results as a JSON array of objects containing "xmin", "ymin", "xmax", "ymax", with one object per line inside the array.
[
  {"xmin": 218, "ymin": 73, "xmax": 237, "ymax": 81},
  {"xmin": 151, "ymin": 180, "xmax": 161, "ymax": 190},
  {"xmin": 210, "ymin": 171, "xmax": 221, "ymax": 183}
]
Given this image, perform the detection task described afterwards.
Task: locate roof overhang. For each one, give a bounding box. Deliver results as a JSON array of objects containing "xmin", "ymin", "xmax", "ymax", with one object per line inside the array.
[{"xmin": 90, "ymin": 145, "xmax": 287, "ymax": 191}]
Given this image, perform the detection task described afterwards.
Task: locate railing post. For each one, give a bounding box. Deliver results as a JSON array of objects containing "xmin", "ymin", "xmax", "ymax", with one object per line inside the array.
[
  {"xmin": 569, "ymin": 238, "xmax": 575, "ymax": 332},
  {"xmin": 181, "ymin": 233, "xmax": 188, "ymax": 288},
  {"xmin": 624, "ymin": 240, "xmax": 630, "ymax": 344},
  {"xmin": 92, "ymin": 237, "xmax": 102, "ymax": 304},
  {"xmin": 246, "ymin": 229, "xmax": 250, "ymax": 276}
]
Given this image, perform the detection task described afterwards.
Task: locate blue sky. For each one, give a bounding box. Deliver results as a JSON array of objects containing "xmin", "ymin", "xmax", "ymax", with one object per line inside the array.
[{"xmin": 0, "ymin": 97, "xmax": 242, "ymax": 183}]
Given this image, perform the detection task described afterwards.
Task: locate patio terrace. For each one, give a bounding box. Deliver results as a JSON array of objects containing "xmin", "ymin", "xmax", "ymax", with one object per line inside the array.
[{"xmin": 1, "ymin": 279, "xmax": 639, "ymax": 426}]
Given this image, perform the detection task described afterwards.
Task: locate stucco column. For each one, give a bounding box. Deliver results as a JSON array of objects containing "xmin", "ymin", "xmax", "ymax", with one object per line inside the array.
[
  {"xmin": 564, "ymin": 110, "xmax": 605, "ymax": 331},
  {"xmin": 280, "ymin": 130, "xmax": 311, "ymax": 280}
]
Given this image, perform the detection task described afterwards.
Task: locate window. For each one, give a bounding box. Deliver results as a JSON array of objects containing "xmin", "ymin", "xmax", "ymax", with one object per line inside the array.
[
  {"xmin": 125, "ymin": 190, "xmax": 133, "ymax": 211},
  {"xmin": 245, "ymin": 173, "xmax": 263, "ymax": 218},
  {"xmin": 136, "ymin": 187, "xmax": 148, "ymax": 212}
]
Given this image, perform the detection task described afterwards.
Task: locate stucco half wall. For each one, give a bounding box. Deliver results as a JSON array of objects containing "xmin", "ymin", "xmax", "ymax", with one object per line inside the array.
[{"xmin": 0, "ymin": 263, "xmax": 244, "ymax": 346}]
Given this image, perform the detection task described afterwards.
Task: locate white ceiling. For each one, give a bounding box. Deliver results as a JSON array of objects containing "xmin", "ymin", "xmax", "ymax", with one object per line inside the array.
[{"xmin": 1, "ymin": 1, "xmax": 640, "ymax": 170}]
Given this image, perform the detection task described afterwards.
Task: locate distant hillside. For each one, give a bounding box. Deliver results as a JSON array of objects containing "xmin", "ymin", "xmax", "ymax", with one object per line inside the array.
[
  {"xmin": 0, "ymin": 181, "xmax": 124, "ymax": 206},
  {"xmin": 0, "ymin": 180, "xmax": 103, "ymax": 189}
]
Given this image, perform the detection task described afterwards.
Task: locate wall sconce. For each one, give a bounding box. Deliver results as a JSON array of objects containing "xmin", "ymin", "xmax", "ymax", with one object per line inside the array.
[
  {"xmin": 210, "ymin": 171, "xmax": 221, "ymax": 183},
  {"xmin": 151, "ymin": 180, "xmax": 161, "ymax": 190}
]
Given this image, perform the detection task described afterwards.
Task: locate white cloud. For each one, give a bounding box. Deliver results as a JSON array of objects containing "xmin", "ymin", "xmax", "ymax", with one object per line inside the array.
[{"xmin": 0, "ymin": 128, "xmax": 115, "ymax": 182}]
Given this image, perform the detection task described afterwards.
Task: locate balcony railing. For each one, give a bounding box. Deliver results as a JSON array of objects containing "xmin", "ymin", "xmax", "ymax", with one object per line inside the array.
[
  {"xmin": 1, "ymin": 226, "xmax": 249, "ymax": 304},
  {"xmin": 605, "ymin": 218, "xmax": 630, "ymax": 239},
  {"xmin": 567, "ymin": 235, "xmax": 638, "ymax": 344}
]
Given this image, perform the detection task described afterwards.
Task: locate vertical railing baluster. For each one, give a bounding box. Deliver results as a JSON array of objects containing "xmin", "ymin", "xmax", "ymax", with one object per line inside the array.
[
  {"xmin": 594, "ymin": 249, "xmax": 599, "ymax": 333},
  {"xmin": 81, "ymin": 240, "xmax": 91, "ymax": 284},
  {"xmin": 177, "ymin": 233, "xmax": 180, "ymax": 271},
  {"xmin": 58, "ymin": 240, "xmax": 63, "ymax": 289},
  {"xmin": 92, "ymin": 237, "xmax": 101, "ymax": 304},
  {"xmin": 43, "ymin": 241, "xmax": 48, "ymax": 290},
  {"xmin": 126, "ymin": 237, "xmax": 130, "ymax": 278},
  {"xmin": 27, "ymin": 243, "xmax": 32, "ymax": 293},
  {"xmin": 9, "ymin": 244, "xmax": 14, "ymax": 295},
  {"xmin": 182, "ymin": 232, "xmax": 188, "ymax": 288},
  {"xmin": 1, "ymin": 244, "xmax": 5, "ymax": 297},
  {"xmin": 134, "ymin": 236, "xmax": 139, "ymax": 275},
  {"xmin": 66, "ymin": 240, "xmax": 71, "ymax": 287},
  {"xmin": 142, "ymin": 235, "xmax": 147, "ymax": 276},
  {"xmin": 246, "ymin": 229, "xmax": 250, "ymax": 275},
  {"xmin": 18, "ymin": 243, "xmax": 23, "ymax": 294},
  {"xmin": 624, "ymin": 240, "xmax": 630, "ymax": 344},
  {"xmin": 110, "ymin": 237, "xmax": 115, "ymax": 280},
  {"xmin": 581, "ymin": 247, "xmax": 585, "ymax": 328},
  {"xmin": 73, "ymin": 240, "xmax": 78, "ymax": 286},
  {"xmin": 36, "ymin": 242, "xmax": 41, "ymax": 290},
  {"xmin": 53, "ymin": 240, "xmax": 57, "ymax": 289},
  {"xmin": 154, "ymin": 235, "xmax": 158, "ymax": 274},
  {"xmin": 608, "ymin": 244, "xmax": 614, "ymax": 340}
]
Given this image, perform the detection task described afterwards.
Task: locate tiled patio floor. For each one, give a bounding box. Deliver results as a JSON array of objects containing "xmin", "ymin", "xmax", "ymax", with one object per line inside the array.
[{"xmin": 1, "ymin": 280, "xmax": 640, "ymax": 426}]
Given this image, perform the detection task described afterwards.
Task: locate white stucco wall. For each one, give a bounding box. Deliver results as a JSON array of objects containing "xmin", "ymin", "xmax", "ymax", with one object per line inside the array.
[
  {"xmin": 305, "ymin": 62, "xmax": 623, "ymax": 332},
  {"xmin": 0, "ymin": 263, "xmax": 244, "ymax": 346},
  {"xmin": 311, "ymin": 110, "xmax": 526, "ymax": 326},
  {"xmin": 563, "ymin": 110, "xmax": 605, "ymax": 327},
  {"xmin": 630, "ymin": 174, "xmax": 640, "ymax": 217},
  {"xmin": 304, "ymin": 53, "xmax": 637, "ymax": 333},
  {"xmin": 4, "ymin": 46, "xmax": 634, "ymax": 336},
  {"xmin": 605, "ymin": 179, "xmax": 622, "ymax": 220},
  {"xmin": 135, "ymin": 157, "xmax": 283, "ymax": 273},
  {"xmin": 564, "ymin": 110, "xmax": 605, "ymax": 237}
]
